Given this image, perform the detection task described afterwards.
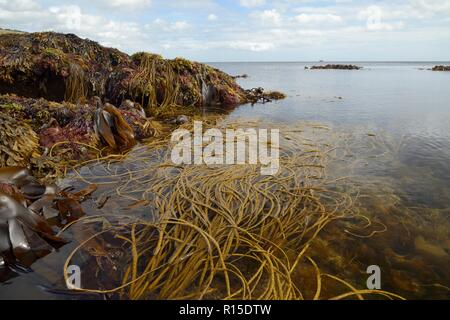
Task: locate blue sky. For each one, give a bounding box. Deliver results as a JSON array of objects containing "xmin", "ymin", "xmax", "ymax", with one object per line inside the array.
[{"xmin": 1, "ymin": 0, "xmax": 450, "ymax": 61}]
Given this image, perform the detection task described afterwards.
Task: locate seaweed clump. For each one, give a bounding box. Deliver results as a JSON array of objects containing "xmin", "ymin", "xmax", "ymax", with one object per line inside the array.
[
  {"xmin": 0, "ymin": 113, "xmax": 40, "ymax": 168},
  {"xmin": 0, "ymin": 94, "xmax": 157, "ymax": 180}
]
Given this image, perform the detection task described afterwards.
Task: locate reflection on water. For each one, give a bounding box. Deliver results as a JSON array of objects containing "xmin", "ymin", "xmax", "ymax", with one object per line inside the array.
[{"xmin": 1, "ymin": 62, "xmax": 449, "ymax": 299}]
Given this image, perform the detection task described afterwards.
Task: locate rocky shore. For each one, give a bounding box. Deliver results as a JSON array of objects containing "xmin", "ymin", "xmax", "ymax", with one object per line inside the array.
[{"xmin": 0, "ymin": 31, "xmax": 285, "ymax": 179}]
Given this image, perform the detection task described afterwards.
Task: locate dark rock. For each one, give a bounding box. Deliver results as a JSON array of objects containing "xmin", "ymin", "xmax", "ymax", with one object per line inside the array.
[
  {"xmin": 432, "ymin": 65, "xmax": 450, "ymax": 71},
  {"xmin": 309, "ymin": 64, "xmax": 362, "ymax": 70}
]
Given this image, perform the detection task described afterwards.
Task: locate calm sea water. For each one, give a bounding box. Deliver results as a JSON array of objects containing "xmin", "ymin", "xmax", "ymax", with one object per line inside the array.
[
  {"xmin": 211, "ymin": 62, "xmax": 450, "ymax": 205},
  {"xmin": 1, "ymin": 62, "xmax": 449, "ymax": 299}
]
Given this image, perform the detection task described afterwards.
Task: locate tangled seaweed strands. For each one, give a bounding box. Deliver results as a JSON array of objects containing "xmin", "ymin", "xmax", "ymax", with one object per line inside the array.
[
  {"xmin": 64, "ymin": 62, "xmax": 88, "ymax": 103},
  {"xmin": 129, "ymin": 53, "xmax": 181, "ymax": 117},
  {"xmin": 59, "ymin": 119, "xmax": 404, "ymax": 300},
  {"xmin": 0, "ymin": 113, "xmax": 40, "ymax": 168}
]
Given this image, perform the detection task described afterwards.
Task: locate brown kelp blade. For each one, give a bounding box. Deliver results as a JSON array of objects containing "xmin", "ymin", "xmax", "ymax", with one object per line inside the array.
[
  {"xmin": 72, "ymin": 184, "xmax": 98, "ymax": 201},
  {"xmin": 104, "ymin": 103, "xmax": 136, "ymax": 149},
  {"xmin": 8, "ymin": 219, "xmax": 31, "ymax": 256},
  {"xmin": 57, "ymin": 198, "xmax": 86, "ymax": 222},
  {"xmin": 20, "ymin": 182, "xmax": 47, "ymax": 200},
  {"xmin": 0, "ymin": 222, "xmax": 10, "ymax": 253},
  {"xmin": 95, "ymin": 108, "xmax": 117, "ymax": 149},
  {"xmin": 0, "ymin": 167, "xmax": 32, "ymax": 187},
  {"xmin": 0, "ymin": 193, "xmax": 66, "ymax": 244}
]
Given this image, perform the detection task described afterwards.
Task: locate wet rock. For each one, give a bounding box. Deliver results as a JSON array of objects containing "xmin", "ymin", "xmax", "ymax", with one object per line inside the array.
[{"xmin": 245, "ymin": 87, "xmax": 286, "ymax": 104}]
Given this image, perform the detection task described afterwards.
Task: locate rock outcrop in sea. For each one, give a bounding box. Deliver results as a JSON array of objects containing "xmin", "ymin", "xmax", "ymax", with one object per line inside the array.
[
  {"xmin": 432, "ymin": 65, "xmax": 450, "ymax": 71},
  {"xmin": 307, "ymin": 64, "xmax": 362, "ymax": 70}
]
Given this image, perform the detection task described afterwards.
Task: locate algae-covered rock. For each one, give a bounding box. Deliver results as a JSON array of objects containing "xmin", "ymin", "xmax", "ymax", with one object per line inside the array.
[
  {"xmin": 0, "ymin": 32, "xmax": 248, "ymax": 113},
  {"xmin": 0, "ymin": 94, "xmax": 157, "ymax": 178}
]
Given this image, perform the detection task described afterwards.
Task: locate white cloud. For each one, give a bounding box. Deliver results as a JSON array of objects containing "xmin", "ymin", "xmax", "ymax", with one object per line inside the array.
[
  {"xmin": 410, "ymin": 0, "xmax": 450, "ymax": 16},
  {"xmin": 358, "ymin": 6, "xmax": 404, "ymax": 31},
  {"xmin": 148, "ymin": 19, "xmax": 190, "ymax": 32},
  {"xmin": 294, "ymin": 13, "xmax": 342, "ymax": 24},
  {"xmin": 229, "ymin": 40, "xmax": 274, "ymax": 52},
  {"xmin": 207, "ymin": 14, "xmax": 218, "ymax": 21},
  {"xmin": 250, "ymin": 9, "xmax": 281, "ymax": 26},
  {"xmin": 102, "ymin": 0, "xmax": 151, "ymax": 10},
  {"xmin": 239, "ymin": 0, "xmax": 266, "ymax": 8},
  {"xmin": 0, "ymin": 0, "xmax": 39, "ymax": 11}
]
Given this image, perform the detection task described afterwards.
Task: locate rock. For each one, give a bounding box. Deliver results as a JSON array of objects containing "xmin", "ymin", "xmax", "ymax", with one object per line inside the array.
[
  {"xmin": 432, "ymin": 65, "xmax": 450, "ymax": 72},
  {"xmin": 245, "ymin": 88, "xmax": 286, "ymax": 104},
  {"xmin": 309, "ymin": 64, "xmax": 362, "ymax": 70}
]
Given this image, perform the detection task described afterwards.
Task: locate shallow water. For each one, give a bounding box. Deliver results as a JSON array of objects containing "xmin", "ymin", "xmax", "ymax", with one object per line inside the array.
[
  {"xmin": 1, "ymin": 62, "xmax": 449, "ymax": 299},
  {"xmin": 211, "ymin": 62, "xmax": 450, "ymax": 299}
]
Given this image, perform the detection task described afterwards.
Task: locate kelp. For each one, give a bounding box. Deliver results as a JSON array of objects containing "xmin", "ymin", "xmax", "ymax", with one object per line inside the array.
[
  {"xmin": 57, "ymin": 119, "xmax": 404, "ymax": 300},
  {"xmin": 0, "ymin": 113, "xmax": 40, "ymax": 168},
  {"xmin": 129, "ymin": 53, "xmax": 180, "ymax": 116},
  {"xmin": 0, "ymin": 166, "xmax": 99, "ymax": 271}
]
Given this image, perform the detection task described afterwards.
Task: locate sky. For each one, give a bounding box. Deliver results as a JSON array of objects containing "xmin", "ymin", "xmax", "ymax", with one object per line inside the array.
[{"xmin": 1, "ymin": 0, "xmax": 450, "ymax": 61}]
